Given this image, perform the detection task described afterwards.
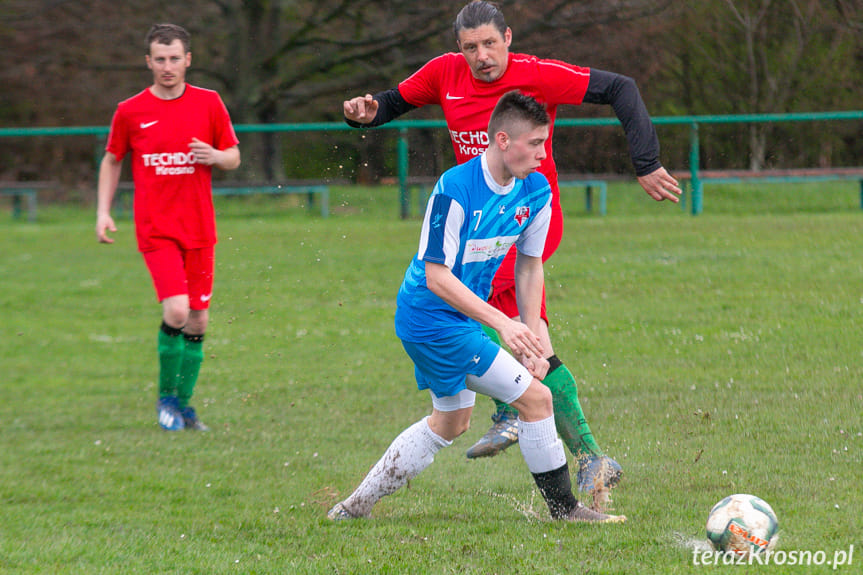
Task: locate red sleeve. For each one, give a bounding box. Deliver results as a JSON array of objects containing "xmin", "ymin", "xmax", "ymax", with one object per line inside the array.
[
  {"xmin": 398, "ymin": 53, "xmax": 452, "ymax": 107},
  {"xmin": 212, "ymin": 94, "xmax": 239, "ymax": 151},
  {"xmin": 105, "ymin": 105, "xmax": 130, "ymax": 161},
  {"xmin": 534, "ymin": 58, "xmax": 591, "ymax": 105}
]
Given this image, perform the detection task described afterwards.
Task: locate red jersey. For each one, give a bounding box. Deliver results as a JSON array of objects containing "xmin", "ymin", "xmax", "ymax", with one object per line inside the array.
[
  {"xmin": 106, "ymin": 84, "xmax": 239, "ymax": 252},
  {"xmin": 398, "ymin": 52, "xmax": 591, "ymax": 205}
]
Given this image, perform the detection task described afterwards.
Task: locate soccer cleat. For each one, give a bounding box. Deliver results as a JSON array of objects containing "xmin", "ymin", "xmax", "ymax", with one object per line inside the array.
[
  {"xmin": 157, "ymin": 396, "xmax": 185, "ymax": 431},
  {"xmin": 327, "ymin": 502, "xmax": 357, "ymax": 521},
  {"xmin": 465, "ymin": 410, "xmax": 519, "ymax": 459},
  {"xmin": 564, "ymin": 500, "xmax": 627, "ymax": 523},
  {"xmin": 577, "ymin": 455, "xmax": 623, "ymax": 493},
  {"xmin": 181, "ymin": 406, "xmax": 210, "ymax": 431}
]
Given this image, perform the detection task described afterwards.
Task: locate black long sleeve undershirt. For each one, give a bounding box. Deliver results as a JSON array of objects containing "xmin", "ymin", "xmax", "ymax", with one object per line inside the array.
[
  {"xmin": 345, "ymin": 69, "xmax": 662, "ymax": 177},
  {"xmin": 583, "ymin": 69, "xmax": 662, "ymax": 177},
  {"xmin": 344, "ymin": 88, "xmax": 416, "ymax": 128}
]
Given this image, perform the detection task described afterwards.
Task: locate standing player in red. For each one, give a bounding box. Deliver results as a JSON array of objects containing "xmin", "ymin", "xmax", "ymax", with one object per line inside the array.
[
  {"xmin": 95, "ymin": 23, "xmax": 240, "ymax": 431},
  {"xmin": 343, "ymin": 0, "xmax": 680, "ymax": 508}
]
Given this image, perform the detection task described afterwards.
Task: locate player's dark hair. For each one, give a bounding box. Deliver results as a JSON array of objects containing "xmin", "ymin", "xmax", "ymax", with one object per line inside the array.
[
  {"xmin": 487, "ymin": 91, "xmax": 549, "ymax": 138},
  {"xmin": 454, "ymin": 1, "xmax": 506, "ymax": 38},
  {"xmin": 146, "ymin": 23, "xmax": 191, "ymax": 54}
]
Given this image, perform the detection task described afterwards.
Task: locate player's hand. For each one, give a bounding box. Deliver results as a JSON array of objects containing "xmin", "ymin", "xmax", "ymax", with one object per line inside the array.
[
  {"xmin": 520, "ymin": 354, "xmax": 550, "ymax": 380},
  {"xmin": 637, "ymin": 166, "xmax": 681, "ymax": 202},
  {"xmin": 498, "ymin": 319, "xmax": 545, "ymax": 362},
  {"xmin": 96, "ymin": 213, "xmax": 117, "ymax": 244},
  {"xmin": 343, "ymin": 94, "xmax": 379, "ymax": 124},
  {"xmin": 189, "ymin": 138, "xmax": 218, "ymax": 165}
]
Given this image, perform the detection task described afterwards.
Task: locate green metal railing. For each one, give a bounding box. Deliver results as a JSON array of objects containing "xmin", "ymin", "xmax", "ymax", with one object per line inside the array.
[{"xmin": 2, "ymin": 111, "xmax": 861, "ymax": 217}]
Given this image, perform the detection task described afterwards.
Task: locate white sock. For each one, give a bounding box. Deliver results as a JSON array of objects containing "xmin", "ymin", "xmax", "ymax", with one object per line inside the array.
[
  {"xmin": 343, "ymin": 416, "xmax": 451, "ymax": 517},
  {"xmin": 518, "ymin": 416, "xmax": 567, "ymax": 474}
]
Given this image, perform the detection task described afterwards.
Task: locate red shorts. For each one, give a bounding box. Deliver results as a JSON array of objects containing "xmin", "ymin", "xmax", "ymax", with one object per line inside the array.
[
  {"xmin": 141, "ymin": 242, "xmax": 215, "ymax": 310},
  {"xmin": 488, "ymin": 202, "xmax": 563, "ymax": 323}
]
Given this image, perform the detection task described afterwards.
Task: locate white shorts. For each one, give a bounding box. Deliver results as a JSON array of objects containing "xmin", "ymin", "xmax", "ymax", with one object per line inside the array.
[{"xmin": 429, "ymin": 349, "xmax": 533, "ymax": 412}]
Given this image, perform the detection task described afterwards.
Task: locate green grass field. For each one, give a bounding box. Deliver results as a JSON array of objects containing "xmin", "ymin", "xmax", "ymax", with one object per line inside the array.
[{"xmin": 1, "ymin": 183, "xmax": 861, "ymax": 574}]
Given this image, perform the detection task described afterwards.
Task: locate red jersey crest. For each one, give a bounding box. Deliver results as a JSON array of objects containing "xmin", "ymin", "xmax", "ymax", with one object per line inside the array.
[{"xmin": 514, "ymin": 206, "xmax": 530, "ymax": 225}]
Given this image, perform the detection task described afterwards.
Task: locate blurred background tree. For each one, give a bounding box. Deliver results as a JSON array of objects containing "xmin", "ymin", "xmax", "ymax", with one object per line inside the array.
[{"xmin": 0, "ymin": 0, "xmax": 861, "ymax": 192}]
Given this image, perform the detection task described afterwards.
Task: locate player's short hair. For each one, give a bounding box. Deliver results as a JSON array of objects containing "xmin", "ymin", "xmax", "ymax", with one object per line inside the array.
[
  {"xmin": 146, "ymin": 23, "xmax": 191, "ymax": 54},
  {"xmin": 487, "ymin": 91, "xmax": 550, "ymax": 139},
  {"xmin": 454, "ymin": 1, "xmax": 506, "ymax": 38}
]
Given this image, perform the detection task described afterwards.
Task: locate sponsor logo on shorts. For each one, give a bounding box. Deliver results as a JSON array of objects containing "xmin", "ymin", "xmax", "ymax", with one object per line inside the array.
[{"xmin": 200, "ymin": 293, "xmax": 212, "ymax": 303}]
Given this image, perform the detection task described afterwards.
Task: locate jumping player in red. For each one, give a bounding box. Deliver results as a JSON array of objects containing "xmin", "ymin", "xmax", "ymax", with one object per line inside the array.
[
  {"xmin": 96, "ymin": 23, "xmax": 240, "ymax": 431},
  {"xmin": 344, "ymin": 0, "xmax": 680, "ymax": 509}
]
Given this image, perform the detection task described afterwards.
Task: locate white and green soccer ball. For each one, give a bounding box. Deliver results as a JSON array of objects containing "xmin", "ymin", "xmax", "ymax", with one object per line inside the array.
[{"xmin": 706, "ymin": 494, "xmax": 779, "ymax": 557}]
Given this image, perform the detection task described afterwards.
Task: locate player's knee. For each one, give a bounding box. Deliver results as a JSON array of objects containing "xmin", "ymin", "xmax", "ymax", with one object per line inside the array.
[
  {"xmin": 454, "ymin": 419, "xmax": 470, "ymax": 437},
  {"xmin": 162, "ymin": 300, "xmax": 190, "ymax": 328},
  {"xmin": 532, "ymin": 381, "xmax": 553, "ymax": 413},
  {"xmin": 441, "ymin": 419, "xmax": 471, "ymax": 441},
  {"xmin": 428, "ymin": 412, "xmax": 471, "ymax": 442},
  {"xmin": 514, "ymin": 380, "xmax": 553, "ymax": 421},
  {"xmin": 186, "ymin": 309, "xmax": 209, "ymax": 334}
]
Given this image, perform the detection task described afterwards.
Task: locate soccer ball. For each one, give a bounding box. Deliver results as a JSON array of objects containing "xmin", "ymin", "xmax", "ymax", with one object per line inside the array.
[{"xmin": 706, "ymin": 494, "xmax": 779, "ymax": 556}]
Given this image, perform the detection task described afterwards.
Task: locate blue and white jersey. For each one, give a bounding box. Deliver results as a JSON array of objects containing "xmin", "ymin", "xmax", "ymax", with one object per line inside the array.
[{"xmin": 396, "ymin": 153, "xmax": 551, "ymax": 342}]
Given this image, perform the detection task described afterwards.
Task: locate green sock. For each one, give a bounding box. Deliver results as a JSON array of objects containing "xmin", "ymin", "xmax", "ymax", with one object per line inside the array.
[
  {"xmin": 158, "ymin": 322, "xmax": 184, "ymax": 398},
  {"xmin": 481, "ymin": 324, "xmax": 519, "ymax": 419},
  {"xmin": 543, "ymin": 357, "xmax": 604, "ymax": 460},
  {"xmin": 177, "ymin": 333, "xmax": 204, "ymax": 410}
]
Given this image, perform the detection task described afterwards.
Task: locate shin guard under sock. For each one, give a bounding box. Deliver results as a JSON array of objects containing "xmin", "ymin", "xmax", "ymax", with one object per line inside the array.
[
  {"xmin": 343, "ymin": 416, "xmax": 451, "ymax": 517},
  {"xmin": 543, "ymin": 356, "xmax": 604, "ymax": 459},
  {"xmin": 177, "ymin": 333, "xmax": 204, "ymax": 410},
  {"xmin": 158, "ymin": 322, "xmax": 184, "ymax": 398}
]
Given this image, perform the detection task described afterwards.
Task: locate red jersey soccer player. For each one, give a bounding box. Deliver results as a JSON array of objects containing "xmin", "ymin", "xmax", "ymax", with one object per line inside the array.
[
  {"xmin": 344, "ymin": 0, "xmax": 680, "ymax": 510},
  {"xmin": 96, "ymin": 23, "xmax": 240, "ymax": 431}
]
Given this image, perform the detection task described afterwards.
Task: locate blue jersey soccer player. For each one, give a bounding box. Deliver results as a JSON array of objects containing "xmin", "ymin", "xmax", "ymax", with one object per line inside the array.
[
  {"xmin": 328, "ymin": 92, "xmax": 626, "ymax": 523},
  {"xmin": 344, "ymin": 1, "xmax": 682, "ymax": 510}
]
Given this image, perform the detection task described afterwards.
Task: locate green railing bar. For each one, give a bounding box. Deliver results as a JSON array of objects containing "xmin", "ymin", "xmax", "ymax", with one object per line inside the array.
[
  {"xmin": 0, "ymin": 126, "xmax": 110, "ymax": 137},
  {"xmin": 4, "ymin": 110, "xmax": 861, "ymax": 138},
  {"xmin": 3, "ymin": 110, "xmax": 862, "ymax": 218}
]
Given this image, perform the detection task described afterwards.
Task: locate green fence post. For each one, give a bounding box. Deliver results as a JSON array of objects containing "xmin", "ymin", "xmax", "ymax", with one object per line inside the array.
[
  {"xmin": 94, "ymin": 135, "xmax": 106, "ymax": 171},
  {"xmin": 689, "ymin": 122, "xmax": 702, "ymax": 215},
  {"xmin": 398, "ymin": 128, "xmax": 409, "ymax": 219}
]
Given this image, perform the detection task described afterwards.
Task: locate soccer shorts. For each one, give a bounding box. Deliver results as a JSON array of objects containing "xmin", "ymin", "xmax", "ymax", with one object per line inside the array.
[
  {"xmin": 401, "ymin": 328, "xmax": 532, "ymax": 406},
  {"xmin": 488, "ymin": 200, "xmax": 562, "ymax": 322},
  {"xmin": 141, "ymin": 242, "xmax": 215, "ymax": 310}
]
